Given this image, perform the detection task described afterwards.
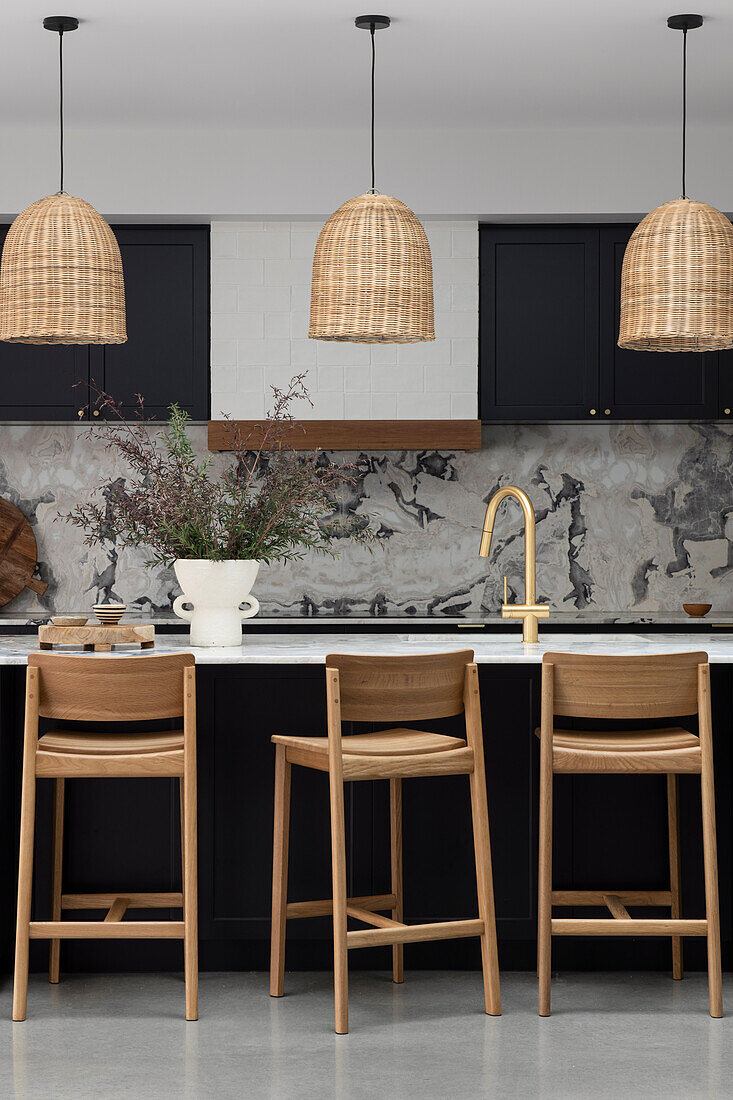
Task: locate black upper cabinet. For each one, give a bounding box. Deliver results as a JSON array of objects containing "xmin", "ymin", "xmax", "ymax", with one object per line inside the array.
[
  {"xmin": 480, "ymin": 223, "xmax": 723, "ymax": 422},
  {"xmin": 480, "ymin": 227, "xmax": 598, "ymax": 420},
  {"xmin": 0, "ymin": 224, "xmax": 209, "ymax": 422},
  {"xmin": 91, "ymin": 227, "xmax": 209, "ymax": 419},
  {"xmin": 599, "ymin": 226, "xmax": 717, "ymax": 420}
]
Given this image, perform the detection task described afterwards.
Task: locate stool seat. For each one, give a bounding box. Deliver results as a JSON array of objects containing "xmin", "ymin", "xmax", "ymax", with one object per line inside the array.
[
  {"xmin": 39, "ymin": 729, "xmax": 184, "ymax": 756},
  {"xmin": 534, "ymin": 725, "xmax": 701, "ymax": 773},
  {"xmin": 534, "ymin": 726, "xmax": 699, "ymax": 751},
  {"xmin": 272, "ymin": 728, "xmax": 466, "ymax": 757}
]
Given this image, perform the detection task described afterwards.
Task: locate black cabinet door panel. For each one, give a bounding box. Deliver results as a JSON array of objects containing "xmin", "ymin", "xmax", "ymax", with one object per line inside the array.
[
  {"xmin": 480, "ymin": 227, "xmax": 599, "ymax": 420},
  {"xmin": 0, "ymin": 343, "xmax": 89, "ymax": 420},
  {"xmin": 92, "ymin": 227, "xmax": 209, "ymax": 420},
  {"xmin": 0, "ymin": 226, "xmax": 90, "ymax": 420},
  {"xmin": 371, "ymin": 666, "xmax": 539, "ymax": 953},
  {"xmin": 197, "ymin": 667, "xmax": 361, "ymax": 944},
  {"xmin": 599, "ymin": 227, "xmax": 717, "ymax": 419}
]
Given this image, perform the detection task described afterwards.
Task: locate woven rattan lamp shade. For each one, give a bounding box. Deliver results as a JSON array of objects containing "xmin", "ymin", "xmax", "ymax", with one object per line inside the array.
[
  {"xmin": 619, "ymin": 198, "xmax": 733, "ymax": 352},
  {"xmin": 0, "ymin": 193, "xmax": 126, "ymax": 344},
  {"xmin": 309, "ymin": 192, "xmax": 435, "ymax": 343}
]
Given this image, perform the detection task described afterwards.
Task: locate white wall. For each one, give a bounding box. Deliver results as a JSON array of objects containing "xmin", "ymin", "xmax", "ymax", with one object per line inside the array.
[
  {"xmin": 210, "ymin": 221, "xmax": 478, "ymax": 420},
  {"xmin": 1, "ymin": 124, "xmax": 732, "ymax": 220}
]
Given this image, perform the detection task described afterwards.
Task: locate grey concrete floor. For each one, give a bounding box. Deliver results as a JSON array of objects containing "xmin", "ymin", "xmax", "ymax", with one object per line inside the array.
[{"xmin": 1, "ymin": 970, "xmax": 731, "ymax": 1099}]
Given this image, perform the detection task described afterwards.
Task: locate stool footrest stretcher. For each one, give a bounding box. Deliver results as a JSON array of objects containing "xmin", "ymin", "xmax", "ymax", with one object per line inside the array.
[
  {"xmin": 347, "ymin": 918, "xmax": 484, "ymax": 949},
  {"xmin": 29, "ymin": 920, "xmax": 185, "ymax": 939},
  {"xmin": 551, "ymin": 918, "xmax": 707, "ymax": 937}
]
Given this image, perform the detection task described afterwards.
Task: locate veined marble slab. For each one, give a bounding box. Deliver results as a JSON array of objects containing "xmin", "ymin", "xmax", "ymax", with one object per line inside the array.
[
  {"xmin": 1, "ymin": 632, "xmax": 732, "ymax": 665},
  {"xmin": 0, "ymin": 421, "xmax": 732, "ymax": 621}
]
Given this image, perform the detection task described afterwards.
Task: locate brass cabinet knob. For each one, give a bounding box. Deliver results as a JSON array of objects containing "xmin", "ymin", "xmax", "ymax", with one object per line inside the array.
[
  {"xmin": 604, "ymin": 409, "xmax": 611, "ymax": 415},
  {"xmin": 93, "ymin": 409, "xmax": 100, "ymax": 417},
  {"xmin": 77, "ymin": 409, "xmax": 83, "ymax": 418},
  {"xmin": 725, "ymin": 408, "xmax": 731, "ymax": 415},
  {"xmin": 589, "ymin": 408, "xmax": 597, "ymax": 415}
]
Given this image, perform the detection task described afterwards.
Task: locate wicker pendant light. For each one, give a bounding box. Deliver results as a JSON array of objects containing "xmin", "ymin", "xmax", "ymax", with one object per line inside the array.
[
  {"xmin": 619, "ymin": 15, "xmax": 733, "ymax": 352},
  {"xmin": 0, "ymin": 17, "xmax": 126, "ymax": 345},
  {"xmin": 309, "ymin": 16, "xmax": 434, "ymax": 344}
]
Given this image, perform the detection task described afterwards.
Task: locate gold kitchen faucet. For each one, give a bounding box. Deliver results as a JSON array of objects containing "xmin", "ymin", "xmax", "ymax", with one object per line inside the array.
[{"xmin": 479, "ymin": 486, "xmax": 550, "ymax": 643}]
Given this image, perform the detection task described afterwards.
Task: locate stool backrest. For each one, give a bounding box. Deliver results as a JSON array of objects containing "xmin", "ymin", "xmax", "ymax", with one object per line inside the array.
[
  {"xmin": 325, "ymin": 651, "xmax": 472, "ymax": 722},
  {"xmin": 28, "ymin": 652, "xmax": 195, "ymax": 722},
  {"xmin": 543, "ymin": 651, "xmax": 707, "ymax": 720}
]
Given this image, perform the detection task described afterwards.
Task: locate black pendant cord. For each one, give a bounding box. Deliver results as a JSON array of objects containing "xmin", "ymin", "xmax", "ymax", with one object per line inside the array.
[
  {"xmin": 681, "ymin": 26, "xmax": 687, "ymax": 198},
  {"xmin": 42, "ymin": 15, "xmax": 78, "ymax": 192},
  {"xmin": 667, "ymin": 13, "xmax": 703, "ymax": 197},
  {"xmin": 58, "ymin": 28, "xmax": 65, "ymax": 193},
  {"xmin": 370, "ymin": 23, "xmax": 376, "ymax": 192},
  {"xmin": 355, "ymin": 14, "xmax": 389, "ymax": 192}
]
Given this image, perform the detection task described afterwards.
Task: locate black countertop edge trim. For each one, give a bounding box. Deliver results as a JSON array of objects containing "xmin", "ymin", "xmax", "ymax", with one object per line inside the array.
[{"xmin": 0, "ymin": 621, "xmax": 729, "ymax": 637}]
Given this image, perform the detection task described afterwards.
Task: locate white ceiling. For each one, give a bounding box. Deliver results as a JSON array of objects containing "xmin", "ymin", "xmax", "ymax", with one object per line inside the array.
[{"xmin": 1, "ymin": 0, "xmax": 732, "ymax": 131}]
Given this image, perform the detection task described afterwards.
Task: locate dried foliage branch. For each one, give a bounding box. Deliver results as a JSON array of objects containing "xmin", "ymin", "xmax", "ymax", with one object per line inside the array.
[{"xmin": 61, "ymin": 375, "xmax": 373, "ymax": 568}]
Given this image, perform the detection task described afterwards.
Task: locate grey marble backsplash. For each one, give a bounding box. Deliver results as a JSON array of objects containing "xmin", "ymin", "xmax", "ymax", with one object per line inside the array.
[{"xmin": 1, "ymin": 421, "xmax": 731, "ymax": 620}]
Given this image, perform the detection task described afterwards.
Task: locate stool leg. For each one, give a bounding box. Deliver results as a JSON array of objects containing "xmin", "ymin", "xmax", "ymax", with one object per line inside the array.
[
  {"xmin": 179, "ymin": 774, "xmax": 188, "ymax": 1007},
  {"xmin": 329, "ymin": 765, "xmax": 348, "ymax": 1034},
  {"xmin": 270, "ymin": 745, "xmax": 291, "ymax": 997},
  {"xmin": 699, "ymin": 677, "xmax": 722, "ymax": 1018},
  {"xmin": 49, "ymin": 778, "xmax": 65, "ymax": 984},
  {"xmin": 538, "ymin": 724, "xmax": 553, "ymax": 1017},
  {"xmin": 468, "ymin": 762, "xmax": 501, "ymax": 1015},
  {"xmin": 182, "ymin": 771, "xmax": 199, "ymax": 1021},
  {"xmin": 667, "ymin": 774, "xmax": 683, "ymax": 980},
  {"xmin": 390, "ymin": 778, "xmax": 404, "ymax": 984},
  {"xmin": 13, "ymin": 740, "xmax": 37, "ymax": 1021}
]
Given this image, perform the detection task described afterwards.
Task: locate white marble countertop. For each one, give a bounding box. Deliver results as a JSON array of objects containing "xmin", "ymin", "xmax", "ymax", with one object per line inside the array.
[{"xmin": 2, "ymin": 631, "xmax": 733, "ymax": 664}]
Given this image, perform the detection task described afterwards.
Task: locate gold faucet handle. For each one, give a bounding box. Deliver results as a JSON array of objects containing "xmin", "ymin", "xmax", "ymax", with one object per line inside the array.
[
  {"xmin": 501, "ymin": 602, "xmax": 550, "ymax": 620},
  {"xmin": 500, "ymin": 603, "xmax": 550, "ymax": 644}
]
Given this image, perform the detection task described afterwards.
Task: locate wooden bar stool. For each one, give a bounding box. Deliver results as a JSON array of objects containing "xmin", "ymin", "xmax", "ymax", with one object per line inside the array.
[
  {"xmin": 269, "ymin": 650, "xmax": 501, "ymax": 1034},
  {"xmin": 13, "ymin": 652, "xmax": 198, "ymax": 1021},
  {"xmin": 538, "ymin": 651, "xmax": 722, "ymax": 1017}
]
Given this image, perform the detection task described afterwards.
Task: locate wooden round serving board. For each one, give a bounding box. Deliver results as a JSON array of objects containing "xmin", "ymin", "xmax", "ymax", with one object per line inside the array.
[{"xmin": 0, "ymin": 498, "xmax": 48, "ymax": 606}]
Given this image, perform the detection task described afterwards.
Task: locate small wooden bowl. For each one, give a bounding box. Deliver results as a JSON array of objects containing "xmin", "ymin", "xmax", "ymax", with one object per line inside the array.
[
  {"xmin": 51, "ymin": 615, "xmax": 88, "ymax": 627},
  {"xmin": 683, "ymin": 603, "xmax": 712, "ymax": 618}
]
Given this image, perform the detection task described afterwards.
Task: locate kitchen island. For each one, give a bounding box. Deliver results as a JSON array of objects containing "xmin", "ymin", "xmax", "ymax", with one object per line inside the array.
[{"xmin": 1, "ymin": 632, "xmax": 731, "ymax": 978}]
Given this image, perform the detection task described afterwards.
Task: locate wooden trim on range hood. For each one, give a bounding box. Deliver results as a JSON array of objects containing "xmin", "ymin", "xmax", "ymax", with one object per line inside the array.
[{"xmin": 207, "ymin": 420, "xmax": 482, "ymax": 452}]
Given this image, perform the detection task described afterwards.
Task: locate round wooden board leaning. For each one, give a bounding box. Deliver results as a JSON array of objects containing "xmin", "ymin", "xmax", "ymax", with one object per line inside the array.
[{"xmin": 0, "ymin": 498, "xmax": 48, "ymax": 605}]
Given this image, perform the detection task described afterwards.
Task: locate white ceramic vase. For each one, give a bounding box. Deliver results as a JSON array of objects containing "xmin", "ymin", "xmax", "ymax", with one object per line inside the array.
[{"xmin": 172, "ymin": 559, "xmax": 260, "ymax": 646}]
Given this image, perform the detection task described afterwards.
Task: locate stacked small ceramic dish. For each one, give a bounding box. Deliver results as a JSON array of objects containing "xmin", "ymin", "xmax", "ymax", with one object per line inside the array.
[{"xmin": 93, "ymin": 602, "xmax": 126, "ymax": 624}]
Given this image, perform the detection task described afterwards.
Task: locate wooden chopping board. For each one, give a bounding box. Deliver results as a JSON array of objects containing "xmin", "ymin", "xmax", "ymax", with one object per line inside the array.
[
  {"xmin": 0, "ymin": 498, "xmax": 48, "ymax": 605},
  {"xmin": 38, "ymin": 624, "xmax": 154, "ymax": 652}
]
